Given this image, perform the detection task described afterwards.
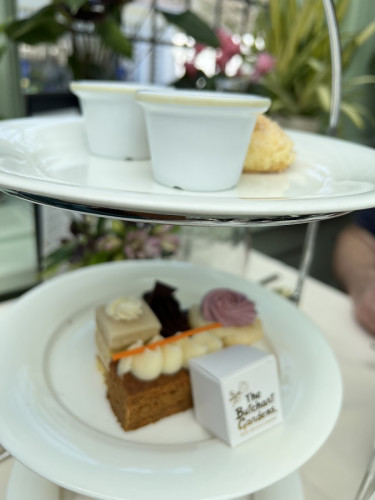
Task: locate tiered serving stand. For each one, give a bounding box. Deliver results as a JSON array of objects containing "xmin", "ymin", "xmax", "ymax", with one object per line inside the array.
[{"xmin": 0, "ymin": 1, "xmax": 375, "ymax": 499}]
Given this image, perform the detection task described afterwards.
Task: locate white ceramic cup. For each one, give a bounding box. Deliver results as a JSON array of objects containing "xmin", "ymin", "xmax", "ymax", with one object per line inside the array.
[
  {"xmin": 136, "ymin": 89, "xmax": 271, "ymax": 191},
  {"xmin": 70, "ymin": 81, "xmax": 159, "ymax": 160}
]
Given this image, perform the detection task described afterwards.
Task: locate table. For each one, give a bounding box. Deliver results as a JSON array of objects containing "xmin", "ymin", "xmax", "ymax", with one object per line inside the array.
[
  {"xmin": 248, "ymin": 251, "xmax": 375, "ymax": 500},
  {"xmin": 0, "ymin": 250, "xmax": 374, "ymax": 500}
]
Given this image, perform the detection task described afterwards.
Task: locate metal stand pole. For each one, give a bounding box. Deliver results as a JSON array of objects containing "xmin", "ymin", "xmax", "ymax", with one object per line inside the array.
[
  {"xmin": 292, "ymin": 0, "xmax": 342, "ymax": 304},
  {"xmin": 290, "ymin": 221, "xmax": 319, "ymax": 304},
  {"xmin": 322, "ymin": 0, "xmax": 342, "ymax": 136}
]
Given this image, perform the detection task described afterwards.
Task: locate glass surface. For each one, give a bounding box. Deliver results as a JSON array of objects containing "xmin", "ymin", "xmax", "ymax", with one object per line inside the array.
[
  {"xmin": 0, "ymin": 195, "xmax": 38, "ymax": 299},
  {"xmin": 176, "ymin": 226, "xmax": 252, "ymax": 277}
]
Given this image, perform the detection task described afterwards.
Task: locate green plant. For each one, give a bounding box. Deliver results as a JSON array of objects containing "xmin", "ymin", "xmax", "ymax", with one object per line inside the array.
[
  {"xmin": 0, "ymin": 0, "xmax": 219, "ymax": 80},
  {"xmin": 255, "ymin": 0, "xmax": 375, "ymax": 128}
]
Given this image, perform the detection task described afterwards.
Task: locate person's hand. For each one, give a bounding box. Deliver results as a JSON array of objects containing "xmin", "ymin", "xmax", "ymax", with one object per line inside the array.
[
  {"xmin": 352, "ymin": 279, "xmax": 375, "ymax": 335},
  {"xmin": 333, "ymin": 223, "xmax": 375, "ymax": 336}
]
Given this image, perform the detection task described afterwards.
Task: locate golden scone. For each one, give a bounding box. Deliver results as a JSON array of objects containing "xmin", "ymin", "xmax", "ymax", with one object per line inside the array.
[{"xmin": 243, "ymin": 115, "xmax": 295, "ymax": 173}]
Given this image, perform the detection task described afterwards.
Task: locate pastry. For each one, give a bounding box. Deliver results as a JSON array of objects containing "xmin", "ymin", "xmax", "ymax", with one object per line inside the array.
[
  {"xmin": 95, "ymin": 296, "xmax": 161, "ymax": 369},
  {"xmin": 188, "ymin": 288, "xmax": 264, "ymax": 346},
  {"xmin": 96, "ymin": 284, "xmax": 267, "ymax": 432},
  {"xmin": 143, "ymin": 281, "xmax": 189, "ymax": 337},
  {"xmin": 106, "ymin": 324, "xmax": 223, "ymax": 431},
  {"xmin": 243, "ymin": 115, "xmax": 295, "ymax": 172},
  {"xmin": 107, "ymin": 363, "xmax": 192, "ymax": 431}
]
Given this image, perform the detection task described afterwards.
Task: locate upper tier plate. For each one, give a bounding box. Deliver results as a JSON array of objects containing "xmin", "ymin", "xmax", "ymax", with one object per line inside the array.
[
  {"xmin": 0, "ymin": 260, "xmax": 341, "ymax": 500},
  {"xmin": 0, "ymin": 116, "xmax": 374, "ymax": 225}
]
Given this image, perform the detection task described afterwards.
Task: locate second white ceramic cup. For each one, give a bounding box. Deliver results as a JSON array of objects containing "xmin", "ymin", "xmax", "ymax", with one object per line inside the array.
[{"xmin": 136, "ymin": 89, "xmax": 271, "ymax": 191}]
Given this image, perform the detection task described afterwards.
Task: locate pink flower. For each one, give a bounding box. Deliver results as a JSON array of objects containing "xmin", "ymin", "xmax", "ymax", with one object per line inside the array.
[
  {"xmin": 184, "ymin": 28, "xmax": 242, "ymax": 78},
  {"xmin": 215, "ymin": 28, "xmax": 241, "ymax": 72},
  {"xmin": 185, "ymin": 61, "xmax": 198, "ymax": 78},
  {"xmin": 252, "ymin": 52, "xmax": 275, "ymax": 82},
  {"xmin": 124, "ymin": 230, "xmax": 162, "ymax": 259},
  {"xmin": 144, "ymin": 236, "xmax": 163, "ymax": 258},
  {"xmin": 195, "ymin": 43, "xmax": 206, "ymax": 55}
]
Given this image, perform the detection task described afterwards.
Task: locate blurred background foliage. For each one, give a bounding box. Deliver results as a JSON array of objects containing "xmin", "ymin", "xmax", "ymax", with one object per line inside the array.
[
  {"xmin": 0, "ymin": 0, "xmax": 374, "ymax": 141},
  {"xmin": 0, "ymin": 0, "xmax": 219, "ymax": 80},
  {"xmin": 256, "ymin": 0, "xmax": 375, "ymax": 131}
]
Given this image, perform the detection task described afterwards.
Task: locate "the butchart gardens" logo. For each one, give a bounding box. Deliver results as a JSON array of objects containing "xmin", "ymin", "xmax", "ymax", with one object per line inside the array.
[{"xmin": 228, "ymin": 380, "xmax": 278, "ymax": 433}]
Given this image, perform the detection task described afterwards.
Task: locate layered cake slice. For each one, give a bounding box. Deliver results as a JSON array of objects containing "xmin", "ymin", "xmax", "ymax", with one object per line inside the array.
[
  {"xmin": 107, "ymin": 362, "xmax": 192, "ymax": 431},
  {"xmin": 106, "ymin": 323, "xmax": 223, "ymax": 431},
  {"xmin": 95, "ymin": 296, "xmax": 161, "ymax": 369}
]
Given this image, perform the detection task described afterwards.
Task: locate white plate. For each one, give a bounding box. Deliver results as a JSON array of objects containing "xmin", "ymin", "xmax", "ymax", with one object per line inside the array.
[
  {"xmin": 0, "ymin": 116, "xmax": 374, "ymax": 224},
  {"xmin": 0, "ymin": 261, "xmax": 341, "ymax": 500},
  {"xmin": 6, "ymin": 460, "xmax": 305, "ymax": 500}
]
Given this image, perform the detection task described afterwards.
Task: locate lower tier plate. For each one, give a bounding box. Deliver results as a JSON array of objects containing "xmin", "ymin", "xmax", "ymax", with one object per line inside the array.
[
  {"xmin": 0, "ymin": 261, "xmax": 341, "ymax": 499},
  {"xmin": 6, "ymin": 460, "xmax": 305, "ymax": 500}
]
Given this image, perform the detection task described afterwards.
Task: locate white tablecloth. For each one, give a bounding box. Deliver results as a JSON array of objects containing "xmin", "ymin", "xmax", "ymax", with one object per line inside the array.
[
  {"xmin": 247, "ymin": 251, "xmax": 375, "ymax": 500},
  {"xmin": 1, "ymin": 250, "xmax": 374, "ymax": 500}
]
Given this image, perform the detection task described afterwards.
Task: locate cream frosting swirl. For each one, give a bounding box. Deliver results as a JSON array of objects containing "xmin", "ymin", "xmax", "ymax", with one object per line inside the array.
[
  {"xmin": 116, "ymin": 332, "xmax": 223, "ymax": 380},
  {"xmin": 201, "ymin": 288, "xmax": 256, "ymax": 326},
  {"xmin": 105, "ymin": 297, "xmax": 143, "ymax": 321},
  {"xmin": 131, "ymin": 347, "xmax": 163, "ymax": 380}
]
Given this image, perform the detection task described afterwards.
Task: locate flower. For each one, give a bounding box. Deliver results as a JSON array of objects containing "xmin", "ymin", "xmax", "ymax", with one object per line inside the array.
[
  {"xmin": 124, "ymin": 230, "xmax": 162, "ymax": 259},
  {"xmin": 251, "ymin": 53, "xmax": 275, "ymax": 82},
  {"xmin": 184, "ymin": 61, "xmax": 198, "ymax": 79},
  {"xmin": 96, "ymin": 234, "xmax": 123, "ymax": 252},
  {"xmin": 215, "ymin": 28, "xmax": 241, "ymax": 73},
  {"xmin": 177, "ymin": 26, "xmax": 274, "ymax": 92},
  {"xmin": 42, "ymin": 216, "xmax": 180, "ymax": 278},
  {"xmin": 182, "ymin": 27, "xmax": 242, "ymax": 82}
]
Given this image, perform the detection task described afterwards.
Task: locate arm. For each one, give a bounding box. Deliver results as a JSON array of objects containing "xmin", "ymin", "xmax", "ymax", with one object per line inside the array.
[{"xmin": 333, "ymin": 224, "xmax": 375, "ymax": 335}]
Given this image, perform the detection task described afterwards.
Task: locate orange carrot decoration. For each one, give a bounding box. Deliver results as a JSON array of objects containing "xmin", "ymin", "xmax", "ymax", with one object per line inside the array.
[{"xmin": 112, "ymin": 322, "xmax": 222, "ymax": 362}]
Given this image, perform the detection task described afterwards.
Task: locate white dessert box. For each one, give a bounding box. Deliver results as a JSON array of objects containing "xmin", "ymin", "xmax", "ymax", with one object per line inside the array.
[{"xmin": 189, "ymin": 345, "xmax": 283, "ymax": 447}]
